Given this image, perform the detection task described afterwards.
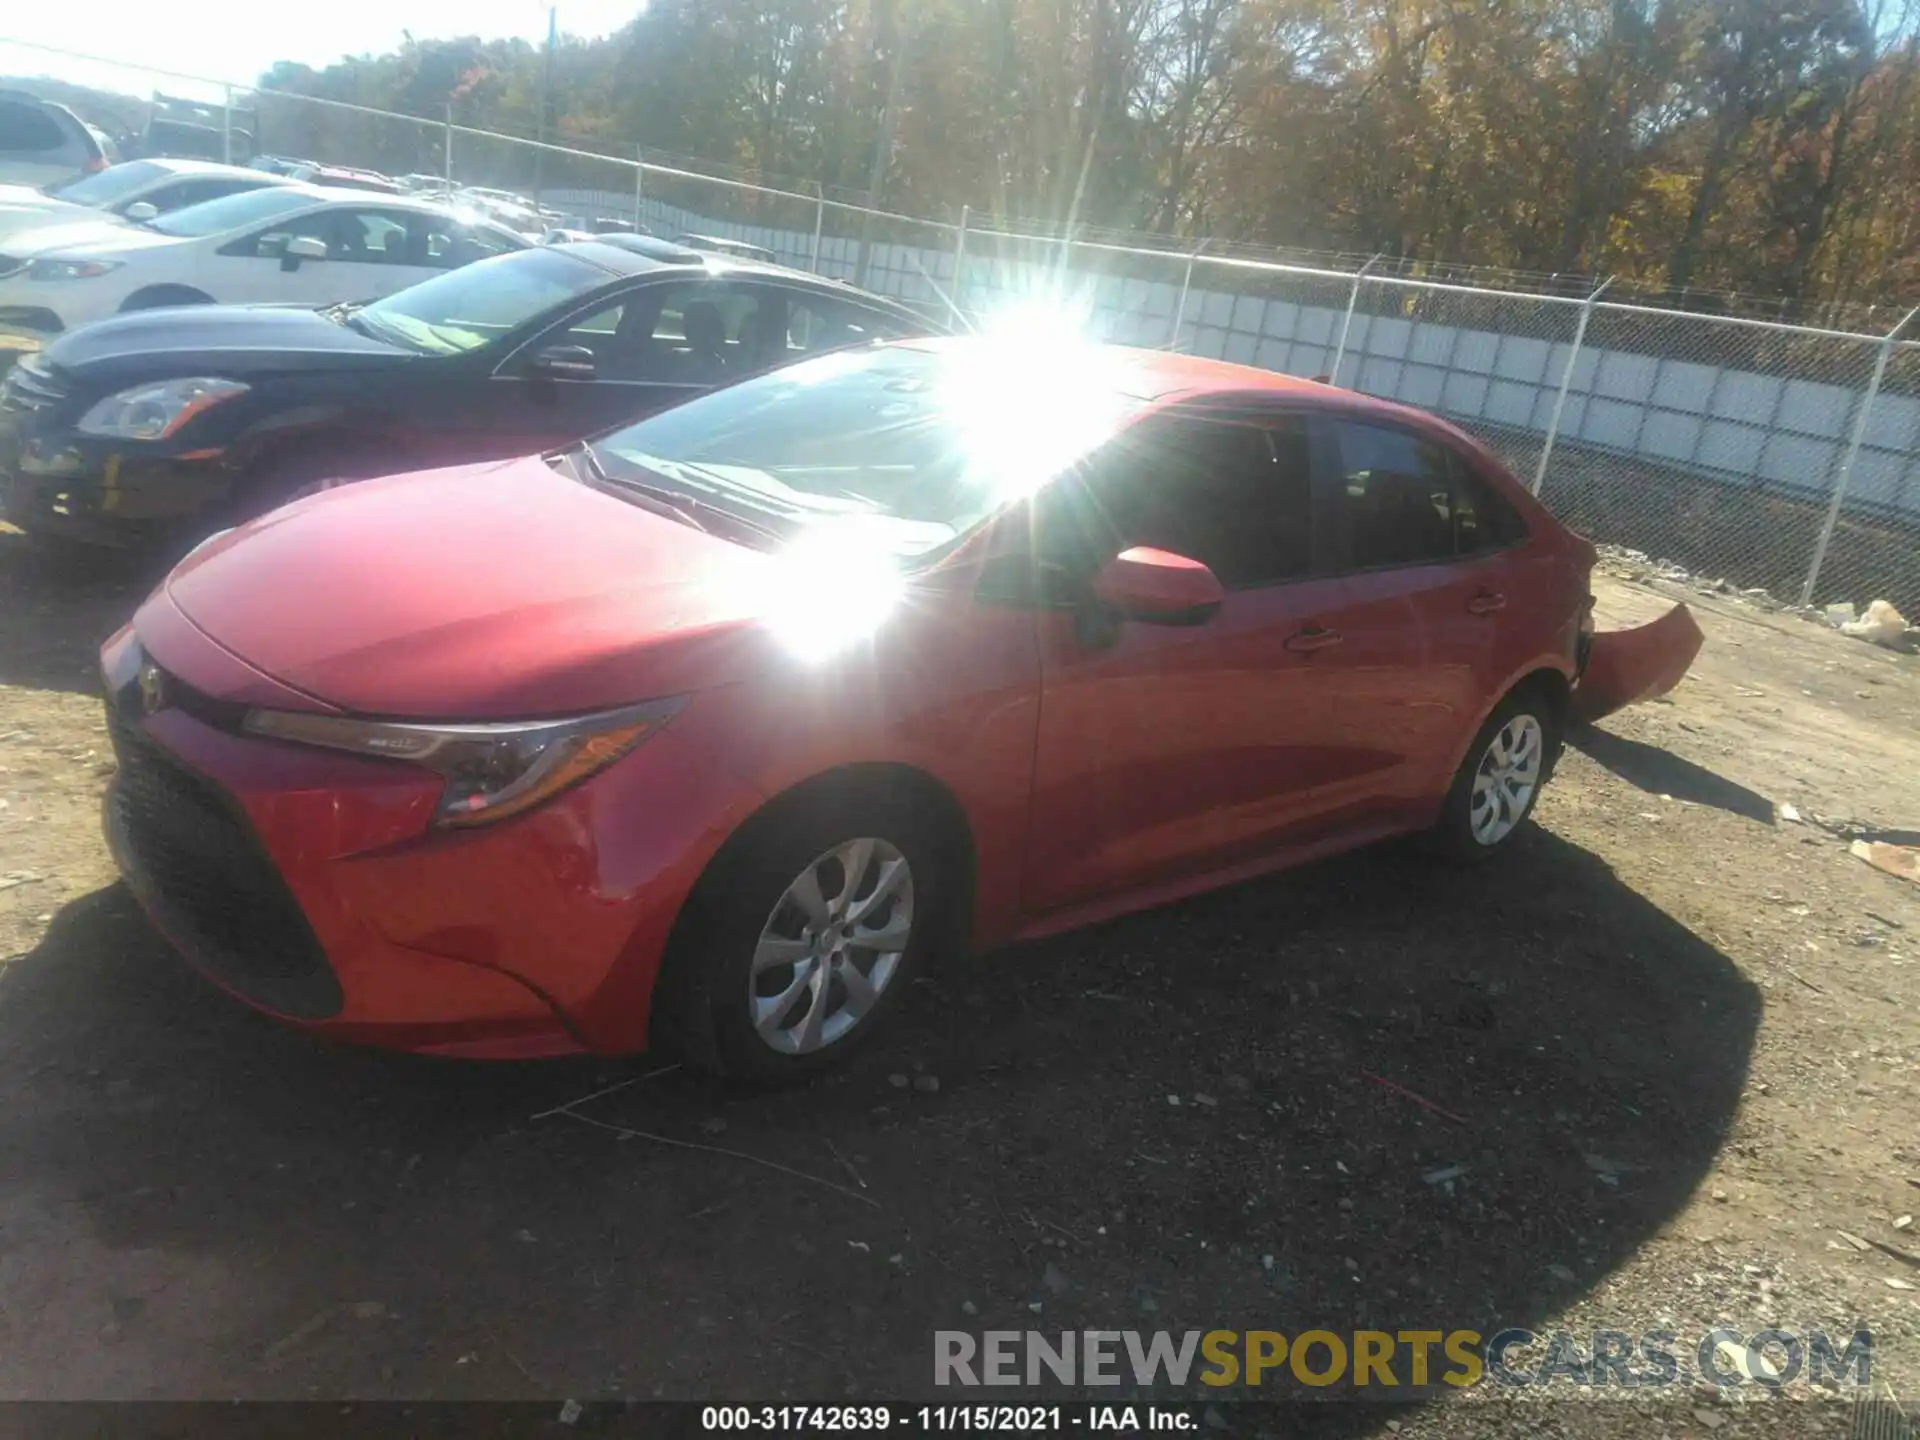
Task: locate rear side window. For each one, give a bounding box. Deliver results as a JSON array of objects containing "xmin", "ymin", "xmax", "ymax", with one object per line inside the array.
[
  {"xmin": 1331, "ymin": 421, "xmax": 1524, "ymax": 570},
  {"xmin": 0, "ymin": 101, "xmax": 67, "ymax": 153}
]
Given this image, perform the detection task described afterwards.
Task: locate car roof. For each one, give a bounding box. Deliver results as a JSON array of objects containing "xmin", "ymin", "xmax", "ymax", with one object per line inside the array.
[
  {"xmin": 550, "ymin": 239, "xmax": 909, "ymax": 298},
  {"xmin": 890, "ymin": 335, "xmax": 1437, "ymax": 414},
  {"xmin": 138, "ymin": 158, "xmax": 281, "ymax": 179}
]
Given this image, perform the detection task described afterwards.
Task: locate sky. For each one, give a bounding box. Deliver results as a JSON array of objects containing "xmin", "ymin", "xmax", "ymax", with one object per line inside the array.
[{"xmin": 1, "ymin": 2, "xmax": 642, "ymax": 103}]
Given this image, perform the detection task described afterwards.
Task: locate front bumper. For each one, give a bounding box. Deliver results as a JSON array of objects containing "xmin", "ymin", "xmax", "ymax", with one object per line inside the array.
[
  {"xmin": 99, "ymin": 619, "xmax": 764, "ymax": 1058},
  {"xmin": 0, "ymin": 420, "xmax": 233, "ymax": 548}
]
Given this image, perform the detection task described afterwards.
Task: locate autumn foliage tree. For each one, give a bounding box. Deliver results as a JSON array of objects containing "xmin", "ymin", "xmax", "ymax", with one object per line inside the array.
[{"xmin": 248, "ymin": 0, "xmax": 1920, "ymax": 309}]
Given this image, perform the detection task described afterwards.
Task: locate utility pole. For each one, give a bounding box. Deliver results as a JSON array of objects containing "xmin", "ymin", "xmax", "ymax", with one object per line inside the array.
[{"xmin": 533, "ymin": 4, "xmax": 557, "ymax": 207}]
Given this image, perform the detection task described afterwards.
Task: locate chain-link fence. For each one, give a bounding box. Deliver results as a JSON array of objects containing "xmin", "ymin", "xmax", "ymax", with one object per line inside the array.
[{"xmin": 5, "ymin": 37, "xmax": 1918, "ymax": 614}]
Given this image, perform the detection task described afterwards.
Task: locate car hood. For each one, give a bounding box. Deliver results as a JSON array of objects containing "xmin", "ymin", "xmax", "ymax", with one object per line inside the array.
[
  {"xmin": 164, "ymin": 456, "xmax": 783, "ymax": 718},
  {"xmin": 43, "ymin": 303, "xmax": 416, "ymax": 382},
  {"xmin": 6, "ymin": 217, "xmax": 182, "ymax": 259},
  {"xmin": 0, "ymin": 193, "xmax": 97, "ymax": 239}
]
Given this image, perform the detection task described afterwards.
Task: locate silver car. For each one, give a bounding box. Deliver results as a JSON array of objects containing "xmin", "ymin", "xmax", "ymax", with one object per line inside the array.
[{"xmin": 0, "ymin": 92, "xmax": 108, "ymax": 189}]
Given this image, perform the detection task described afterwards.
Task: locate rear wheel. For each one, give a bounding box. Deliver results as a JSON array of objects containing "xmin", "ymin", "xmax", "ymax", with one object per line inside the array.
[
  {"xmin": 1429, "ymin": 689, "xmax": 1557, "ymax": 863},
  {"xmin": 657, "ymin": 792, "xmax": 946, "ymax": 1084}
]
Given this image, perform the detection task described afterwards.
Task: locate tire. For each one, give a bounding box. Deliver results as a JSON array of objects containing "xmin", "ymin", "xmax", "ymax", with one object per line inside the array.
[
  {"xmin": 657, "ymin": 790, "xmax": 949, "ymax": 1085},
  {"xmin": 1429, "ymin": 686, "xmax": 1559, "ymax": 864},
  {"xmin": 119, "ymin": 286, "xmax": 215, "ymax": 312}
]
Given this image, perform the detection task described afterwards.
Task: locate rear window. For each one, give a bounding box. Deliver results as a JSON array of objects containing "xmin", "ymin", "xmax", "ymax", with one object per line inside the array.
[{"xmin": 0, "ymin": 101, "xmax": 67, "ymax": 153}]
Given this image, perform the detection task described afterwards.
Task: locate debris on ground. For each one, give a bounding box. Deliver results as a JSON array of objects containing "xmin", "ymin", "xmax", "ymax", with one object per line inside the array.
[
  {"xmin": 1839, "ymin": 599, "xmax": 1913, "ymax": 649},
  {"xmin": 1851, "ymin": 839, "xmax": 1920, "ymax": 887}
]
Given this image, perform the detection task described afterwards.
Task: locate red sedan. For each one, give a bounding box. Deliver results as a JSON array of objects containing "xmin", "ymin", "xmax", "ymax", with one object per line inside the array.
[{"xmin": 99, "ymin": 336, "xmax": 1700, "ymax": 1080}]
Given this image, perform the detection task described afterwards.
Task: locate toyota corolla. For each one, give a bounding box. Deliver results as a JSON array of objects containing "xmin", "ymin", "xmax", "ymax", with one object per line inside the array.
[{"xmin": 98, "ymin": 334, "xmax": 1701, "ymax": 1081}]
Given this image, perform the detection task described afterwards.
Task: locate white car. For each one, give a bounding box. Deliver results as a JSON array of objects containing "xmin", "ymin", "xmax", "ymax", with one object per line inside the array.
[
  {"xmin": 0, "ymin": 186, "xmax": 529, "ymax": 339},
  {"xmin": 0, "ymin": 159, "xmax": 294, "ymax": 243}
]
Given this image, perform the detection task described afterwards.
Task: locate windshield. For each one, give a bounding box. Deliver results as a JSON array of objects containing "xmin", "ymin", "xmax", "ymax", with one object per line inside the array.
[
  {"xmin": 594, "ymin": 343, "xmax": 1147, "ymax": 557},
  {"xmin": 351, "ymin": 247, "xmax": 609, "ymax": 355},
  {"xmin": 150, "ymin": 187, "xmax": 316, "ymax": 238},
  {"xmin": 46, "ymin": 161, "xmax": 167, "ymax": 206}
]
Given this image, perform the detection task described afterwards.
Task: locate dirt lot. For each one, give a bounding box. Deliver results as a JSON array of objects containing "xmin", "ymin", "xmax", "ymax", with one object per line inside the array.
[{"xmin": 0, "ymin": 528, "xmax": 1916, "ymax": 1436}]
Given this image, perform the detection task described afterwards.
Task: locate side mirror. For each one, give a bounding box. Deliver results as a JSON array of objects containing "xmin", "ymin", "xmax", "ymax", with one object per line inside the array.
[
  {"xmin": 281, "ymin": 235, "xmax": 327, "ymax": 271},
  {"xmin": 122, "ymin": 200, "xmax": 159, "ymax": 221},
  {"xmin": 529, "ymin": 344, "xmax": 597, "ymax": 381},
  {"xmin": 1091, "ymin": 547, "xmax": 1225, "ymax": 627}
]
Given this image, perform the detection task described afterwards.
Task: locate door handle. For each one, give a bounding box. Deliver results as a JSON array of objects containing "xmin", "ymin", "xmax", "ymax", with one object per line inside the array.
[
  {"xmin": 1467, "ymin": 590, "xmax": 1507, "ymax": 615},
  {"xmin": 1284, "ymin": 625, "xmax": 1344, "ymax": 653}
]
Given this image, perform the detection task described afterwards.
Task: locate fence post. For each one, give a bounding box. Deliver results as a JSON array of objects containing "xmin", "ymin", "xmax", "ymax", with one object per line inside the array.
[
  {"xmin": 634, "ymin": 146, "xmax": 645, "ymax": 229},
  {"xmin": 222, "ymin": 85, "xmax": 233, "ymax": 165},
  {"xmin": 444, "ymin": 104, "xmax": 454, "ymax": 189},
  {"xmin": 811, "ymin": 184, "xmax": 826, "ymax": 275},
  {"xmin": 1330, "ymin": 255, "xmax": 1381, "ymax": 388},
  {"xmin": 1531, "ymin": 277, "xmax": 1613, "ymax": 498},
  {"xmin": 1800, "ymin": 304, "xmax": 1920, "ymax": 607},
  {"xmin": 950, "ymin": 204, "xmax": 969, "ymax": 323},
  {"xmin": 1169, "ymin": 240, "xmax": 1206, "ymax": 350}
]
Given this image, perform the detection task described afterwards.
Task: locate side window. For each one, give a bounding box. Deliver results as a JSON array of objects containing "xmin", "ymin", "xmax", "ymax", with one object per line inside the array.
[
  {"xmin": 332, "ymin": 210, "xmax": 422, "ymax": 266},
  {"xmin": 0, "ymin": 102, "xmax": 66, "ymax": 153},
  {"xmin": 635, "ymin": 281, "xmax": 764, "ymax": 385},
  {"xmin": 1038, "ymin": 412, "xmax": 1315, "ymax": 590},
  {"xmin": 241, "ymin": 207, "xmax": 340, "ymax": 260},
  {"xmin": 534, "ymin": 299, "xmax": 628, "ymax": 373},
  {"xmin": 1332, "ymin": 421, "xmax": 1518, "ymax": 570},
  {"xmin": 778, "ymin": 292, "xmax": 921, "ymax": 364},
  {"xmin": 424, "ymin": 223, "xmax": 521, "ymax": 269}
]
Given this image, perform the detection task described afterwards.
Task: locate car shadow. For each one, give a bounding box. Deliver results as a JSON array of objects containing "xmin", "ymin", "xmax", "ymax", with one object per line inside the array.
[
  {"xmin": 0, "ymin": 826, "xmax": 1758, "ymax": 1422},
  {"xmin": 0, "ymin": 528, "xmax": 153, "ymax": 695},
  {"xmin": 1568, "ymin": 723, "xmax": 1776, "ymax": 825}
]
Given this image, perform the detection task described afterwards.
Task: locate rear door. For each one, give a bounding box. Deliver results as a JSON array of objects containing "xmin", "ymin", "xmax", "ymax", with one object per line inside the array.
[
  {"xmin": 1023, "ymin": 406, "xmax": 1363, "ymax": 914},
  {"xmin": 1313, "ymin": 416, "xmax": 1531, "ymax": 806}
]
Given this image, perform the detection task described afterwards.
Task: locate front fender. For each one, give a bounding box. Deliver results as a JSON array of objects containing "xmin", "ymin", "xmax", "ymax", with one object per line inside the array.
[{"xmin": 1571, "ymin": 604, "xmax": 1704, "ymax": 725}]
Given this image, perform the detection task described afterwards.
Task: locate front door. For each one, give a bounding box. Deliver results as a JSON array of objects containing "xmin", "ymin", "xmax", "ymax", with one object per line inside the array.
[{"xmin": 1023, "ymin": 407, "xmax": 1364, "ymax": 914}]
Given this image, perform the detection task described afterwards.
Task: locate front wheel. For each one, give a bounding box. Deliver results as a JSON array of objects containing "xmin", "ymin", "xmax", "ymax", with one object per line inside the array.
[
  {"xmin": 659, "ymin": 793, "xmax": 945, "ymax": 1084},
  {"xmin": 1429, "ymin": 691, "xmax": 1557, "ymax": 863}
]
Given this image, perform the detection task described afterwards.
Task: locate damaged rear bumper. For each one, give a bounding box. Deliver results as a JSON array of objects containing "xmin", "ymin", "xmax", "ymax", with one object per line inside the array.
[{"xmin": 1571, "ymin": 604, "xmax": 1704, "ymax": 724}]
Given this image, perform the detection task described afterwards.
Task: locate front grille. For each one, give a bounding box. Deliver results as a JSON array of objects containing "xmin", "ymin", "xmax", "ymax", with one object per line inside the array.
[
  {"xmin": 105, "ymin": 694, "xmax": 343, "ymax": 1021},
  {"xmin": 0, "ymin": 354, "xmax": 69, "ymax": 414}
]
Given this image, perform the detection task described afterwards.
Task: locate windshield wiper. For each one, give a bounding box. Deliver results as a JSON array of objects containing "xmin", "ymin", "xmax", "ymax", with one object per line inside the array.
[{"xmin": 578, "ymin": 445, "xmax": 787, "ymax": 545}]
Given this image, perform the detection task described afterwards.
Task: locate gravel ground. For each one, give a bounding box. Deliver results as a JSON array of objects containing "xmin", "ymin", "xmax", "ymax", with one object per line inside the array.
[{"xmin": 0, "ymin": 529, "xmax": 1915, "ymax": 1438}]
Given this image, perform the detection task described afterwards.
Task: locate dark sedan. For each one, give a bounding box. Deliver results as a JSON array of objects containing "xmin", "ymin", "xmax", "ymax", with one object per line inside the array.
[{"xmin": 0, "ymin": 240, "xmax": 937, "ymax": 550}]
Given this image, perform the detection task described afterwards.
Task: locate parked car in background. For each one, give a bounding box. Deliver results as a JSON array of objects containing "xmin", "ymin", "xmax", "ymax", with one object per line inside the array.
[
  {"xmin": 92, "ymin": 334, "xmax": 1702, "ymax": 1075},
  {"xmin": 674, "ymin": 233, "xmax": 779, "ymax": 264},
  {"xmin": 0, "ymin": 91, "xmax": 109, "ymax": 188},
  {"xmin": 284, "ymin": 164, "xmax": 403, "ymax": 195},
  {"xmin": 0, "ymin": 159, "xmax": 295, "ymax": 242},
  {"xmin": 0, "ymin": 185, "xmax": 527, "ymax": 341},
  {"xmin": 251, "ymin": 156, "xmax": 316, "ymax": 177},
  {"xmin": 0, "ymin": 240, "xmax": 938, "ymax": 549},
  {"xmin": 396, "ymin": 174, "xmax": 451, "ymax": 196},
  {"xmin": 539, "ymin": 227, "xmax": 594, "ymax": 246},
  {"xmin": 138, "ymin": 95, "xmax": 256, "ymax": 165},
  {"xmin": 592, "ymin": 217, "xmax": 645, "ymax": 235}
]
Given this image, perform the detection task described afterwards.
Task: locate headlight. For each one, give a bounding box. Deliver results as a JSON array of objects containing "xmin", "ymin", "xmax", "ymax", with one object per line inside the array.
[
  {"xmin": 77, "ymin": 377, "xmax": 250, "ymax": 441},
  {"xmin": 241, "ymin": 697, "xmax": 686, "ymax": 829},
  {"xmin": 25, "ymin": 257, "xmax": 121, "ymax": 281}
]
